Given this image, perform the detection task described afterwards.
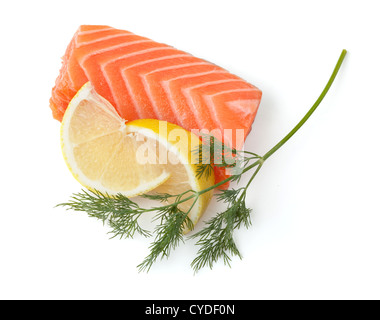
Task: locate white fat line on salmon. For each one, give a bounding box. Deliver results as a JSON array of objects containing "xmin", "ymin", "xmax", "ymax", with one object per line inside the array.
[
  {"xmin": 140, "ymin": 62, "xmax": 212, "ymax": 125},
  {"xmin": 79, "ymin": 39, "xmax": 153, "ymax": 61},
  {"xmin": 120, "ymin": 54, "xmax": 194, "ymax": 118},
  {"xmin": 160, "ymin": 70, "xmax": 234, "ymax": 129},
  {"xmin": 76, "ymin": 32, "xmax": 135, "ymax": 47},
  {"xmin": 101, "ymin": 46, "xmax": 180, "ymax": 118},
  {"xmin": 182, "ymin": 78, "xmax": 246, "ymax": 129},
  {"xmin": 77, "ymin": 26, "xmax": 114, "ymax": 36}
]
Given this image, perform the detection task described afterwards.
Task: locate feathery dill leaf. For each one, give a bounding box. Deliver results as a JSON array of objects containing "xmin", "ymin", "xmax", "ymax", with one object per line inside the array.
[
  {"xmin": 190, "ymin": 174, "xmax": 255, "ymax": 272},
  {"xmin": 57, "ymin": 189, "xmax": 151, "ymax": 238},
  {"xmin": 190, "ymin": 206, "xmax": 243, "ymax": 271},
  {"xmin": 137, "ymin": 206, "xmax": 193, "ymax": 272}
]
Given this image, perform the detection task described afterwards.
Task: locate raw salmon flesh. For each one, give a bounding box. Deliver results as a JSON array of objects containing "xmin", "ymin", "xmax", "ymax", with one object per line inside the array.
[{"xmin": 50, "ymin": 25, "xmax": 262, "ymax": 188}]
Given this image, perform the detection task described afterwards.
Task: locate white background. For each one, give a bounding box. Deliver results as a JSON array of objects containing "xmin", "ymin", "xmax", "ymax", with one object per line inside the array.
[{"xmin": 0, "ymin": 0, "xmax": 379, "ymax": 300}]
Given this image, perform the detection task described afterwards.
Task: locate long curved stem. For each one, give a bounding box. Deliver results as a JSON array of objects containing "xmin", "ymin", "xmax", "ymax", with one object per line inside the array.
[{"xmin": 262, "ymin": 49, "xmax": 347, "ymax": 161}]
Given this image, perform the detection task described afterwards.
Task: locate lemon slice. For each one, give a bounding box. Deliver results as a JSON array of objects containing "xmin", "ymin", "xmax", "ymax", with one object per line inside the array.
[
  {"xmin": 61, "ymin": 82, "xmax": 215, "ymax": 231},
  {"xmin": 61, "ymin": 82, "xmax": 170, "ymax": 197}
]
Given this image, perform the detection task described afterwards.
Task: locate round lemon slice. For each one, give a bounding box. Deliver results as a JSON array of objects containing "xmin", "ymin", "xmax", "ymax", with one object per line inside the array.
[
  {"xmin": 61, "ymin": 82, "xmax": 170, "ymax": 197},
  {"xmin": 61, "ymin": 82, "xmax": 215, "ymax": 231}
]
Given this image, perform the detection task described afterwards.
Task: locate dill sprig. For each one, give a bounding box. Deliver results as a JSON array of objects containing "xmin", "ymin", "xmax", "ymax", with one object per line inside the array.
[
  {"xmin": 189, "ymin": 187, "xmax": 254, "ymax": 271},
  {"xmin": 57, "ymin": 49, "xmax": 347, "ymax": 273},
  {"xmin": 190, "ymin": 163, "xmax": 262, "ymax": 272},
  {"xmin": 57, "ymin": 189, "xmax": 151, "ymax": 239},
  {"xmin": 137, "ymin": 208, "xmax": 192, "ymax": 272},
  {"xmin": 137, "ymin": 192, "xmax": 196, "ymax": 272}
]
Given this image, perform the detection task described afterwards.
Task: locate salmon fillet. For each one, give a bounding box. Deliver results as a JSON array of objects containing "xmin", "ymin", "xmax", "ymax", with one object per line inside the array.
[{"xmin": 50, "ymin": 25, "xmax": 262, "ymax": 188}]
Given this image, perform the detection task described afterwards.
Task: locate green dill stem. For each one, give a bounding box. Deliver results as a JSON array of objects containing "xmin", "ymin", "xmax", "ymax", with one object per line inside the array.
[
  {"xmin": 164, "ymin": 49, "xmax": 347, "ymax": 212},
  {"xmin": 240, "ymin": 163, "xmax": 263, "ymax": 198},
  {"xmin": 262, "ymin": 49, "xmax": 347, "ymax": 161},
  {"xmin": 142, "ymin": 176, "xmax": 236, "ymax": 213}
]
